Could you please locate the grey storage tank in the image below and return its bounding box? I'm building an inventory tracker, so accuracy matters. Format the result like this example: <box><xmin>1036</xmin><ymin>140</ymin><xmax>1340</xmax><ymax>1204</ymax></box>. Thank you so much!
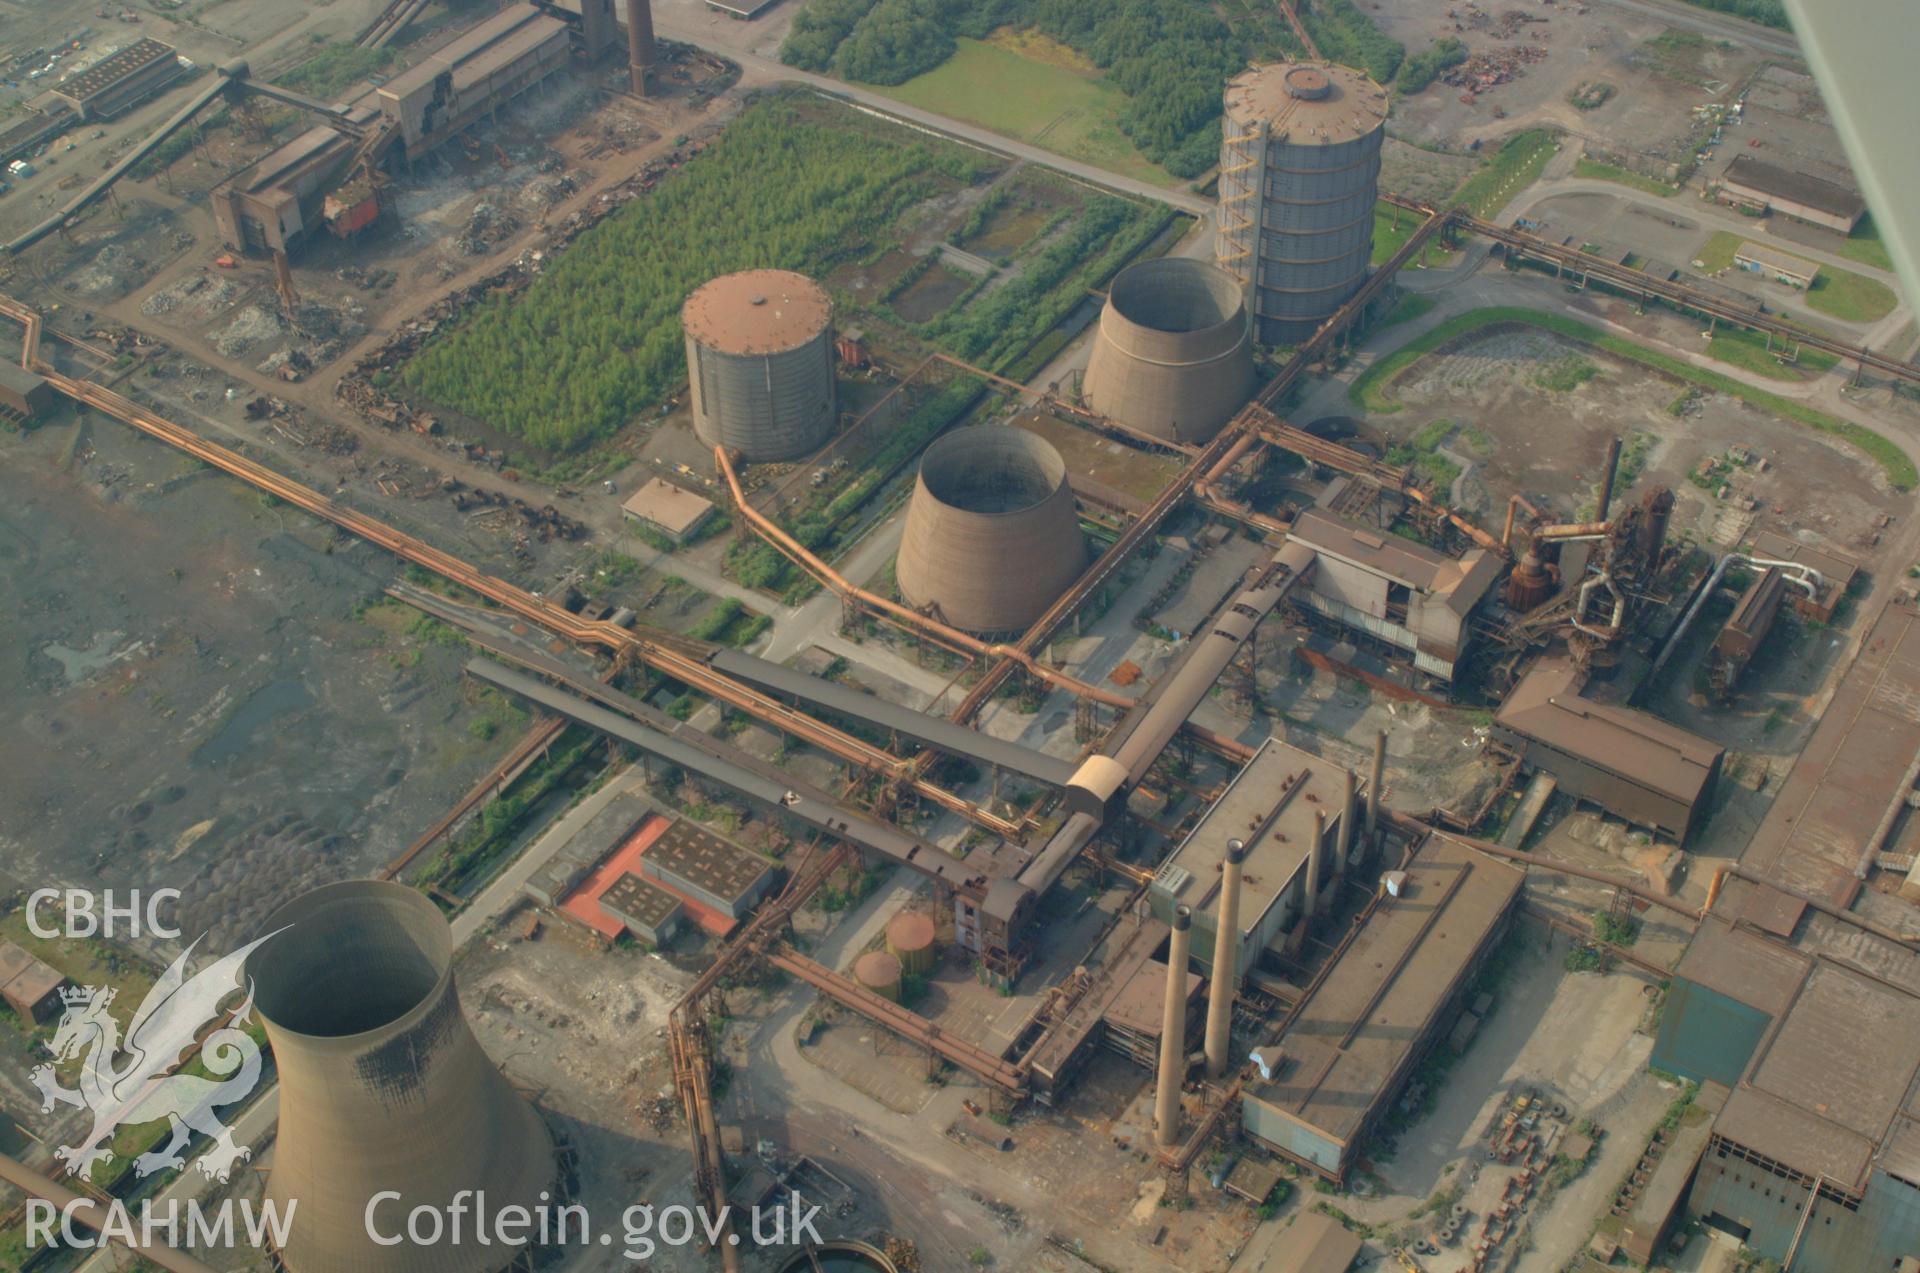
<box><xmin>684</xmin><ymin>268</ymin><xmax>836</xmax><ymax>462</ymax></box>
<box><xmin>1083</xmin><ymin>257</ymin><xmax>1255</xmax><ymax>444</ymax></box>
<box><xmin>1216</xmin><ymin>62</ymin><xmax>1389</xmax><ymax>346</ymax></box>
<box><xmin>896</xmin><ymin>425</ymin><xmax>1086</xmax><ymax>634</ymax></box>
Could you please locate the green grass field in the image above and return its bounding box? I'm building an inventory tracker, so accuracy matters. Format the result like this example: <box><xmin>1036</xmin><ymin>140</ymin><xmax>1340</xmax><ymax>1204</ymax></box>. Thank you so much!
<box><xmin>1571</xmin><ymin>157</ymin><xmax>1680</xmax><ymax>198</ymax></box>
<box><xmin>1448</xmin><ymin>131</ymin><xmax>1559</xmax><ymax>219</ymax></box>
<box><xmin>1696</xmin><ymin>232</ymin><xmax>1897</xmax><ymax>322</ymax></box>
<box><xmin>1705</xmin><ymin>325</ymin><xmax>1839</xmax><ymax>381</ymax></box>
<box><xmin>1839</xmin><ymin>215</ymin><xmax>1894</xmax><ymax>273</ymax></box>
<box><xmin>1349</xmin><ymin>306</ymin><xmax>1913</xmax><ymax>489</ymax></box>
<box><xmin>863</xmin><ymin>38</ymin><xmax>1177</xmax><ymax>188</ymax></box>
<box><xmin>1372</xmin><ymin>204</ymin><xmax>1456</xmax><ymax>268</ymax></box>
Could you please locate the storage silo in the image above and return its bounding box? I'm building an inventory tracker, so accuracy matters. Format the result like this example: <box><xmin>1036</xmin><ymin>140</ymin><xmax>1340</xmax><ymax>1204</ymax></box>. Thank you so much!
<box><xmin>1083</xmin><ymin>257</ymin><xmax>1255</xmax><ymax>444</ymax></box>
<box><xmin>885</xmin><ymin>910</ymin><xmax>938</xmax><ymax>975</ymax></box>
<box><xmin>1216</xmin><ymin>62</ymin><xmax>1390</xmax><ymax>346</ymax></box>
<box><xmin>683</xmin><ymin>269</ymin><xmax>836</xmax><ymax>462</ymax></box>
<box><xmin>854</xmin><ymin>950</ymin><xmax>903</xmax><ymax>1001</ymax></box>
<box><xmin>896</xmin><ymin>425</ymin><xmax>1087</xmax><ymax>634</ymax></box>
<box><xmin>244</xmin><ymin>881</ymin><xmax>555</xmax><ymax>1273</ymax></box>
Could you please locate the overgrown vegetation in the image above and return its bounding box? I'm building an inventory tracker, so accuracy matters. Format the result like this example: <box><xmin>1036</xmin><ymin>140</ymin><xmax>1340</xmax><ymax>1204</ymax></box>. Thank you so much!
<box><xmin>279</xmin><ymin>42</ymin><xmax>404</xmax><ymax>100</ymax></box>
<box><xmin>1385</xmin><ymin>418</ymin><xmax>1463</xmax><ymax>491</ymax></box>
<box><xmin>404</xmin><ymin>96</ymin><xmax>993</xmax><ymax>450</ymax></box>
<box><xmin>1348</xmin><ymin>307</ymin><xmax>1916</xmax><ymax>489</ymax></box>
<box><xmin>1394</xmin><ymin>36</ymin><xmax>1466</xmax><ymax>95</ymax></box>
<box><xmin>1448</xmin><ymin>130</ymin><xmax>1558</xmax><ymax>219</ymax></box>
<box><xmin>1673</xmin><ymin>0</ymin><xmax>1788</xmax><ymax>30</ymax></box>
<box><xmin>1296</xmin><ymin>0</ymin><xmax>1405</xmax><ymax>83</ymax></box>
<box><xmin>1571</xmin><ymin>156</ymin><xmax>1679</xmax><ymax>197</ymax></box>
<box><xmin>1535</xmin><ymin>355</ymin><xmax>1599</xmax><ymax>392</ymax></box>
<box><xmin>782</xmin><ymin>0</ymin><xmax>1247</xmax><ymax>178</ymax></box>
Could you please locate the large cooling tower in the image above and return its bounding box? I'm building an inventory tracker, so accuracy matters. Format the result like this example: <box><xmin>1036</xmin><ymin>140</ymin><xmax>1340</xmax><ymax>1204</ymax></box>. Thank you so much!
<box><xmin>1084</xmin><ymin>258</ymin><xmax>1255</xmax><ymax>444</ymax></box>
<box><xmin>684</xmin><ymin>269</ymin><xmax>836</xmax><ymax>462</ymax></box>
<box><xmin>1216</xmin><ymin>62</ymin><xmax>1389</xmax><ymax>346</ymax></box>
<box><xmin>896</xmin><ymin>425</ymin><xmax>1086</xmax><ymax>634</ymax></box>
<box><xmin>245</xmin><ymin>881</ymin><xmax>554</xmax><ymax>1273</ymax></box>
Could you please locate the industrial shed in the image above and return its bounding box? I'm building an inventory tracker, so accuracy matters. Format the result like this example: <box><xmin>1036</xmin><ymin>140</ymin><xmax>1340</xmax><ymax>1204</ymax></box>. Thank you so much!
<box><xmin>1265</xmin><ymin>1209</ymin><xmax>1362</xmax><ymax>1272</ymax></box>
<box><xmin>0</xmin><ymin>941</ymin><xmax>67</xmax><ymax>1023</ymax></box>
<box><xmin>1716</xmin><ymin>156</ymin><xmax>1866</xmax><ymax>233</ymax></box>
<box><xmin>1493</xmin><ymin>657</ymin><xmax>1722</xmax><ymax>842</ymax></box>
<box><xmin>1733</xmin><ymin>242</ymin><xmax>1819</xmax><ymax>289</ymax></box>
<box><xmin>51</xmin><ymin>39</ymin><xmax>184</xmax><ymax>122</ymax></box>
<box><xmin>1241</xmin><ymin>834</ymin><xmax>1523</xmax><ymax>1181</ymax></box>
<box><xmin>622</xmin><ymin>477</ymin><xmax>715</xmax><ymax>545</ymax></box>
<box><xmin>598</xmin><ymin>871</ymin><xmax>683</xmax><ymax>945</ymax></box>
<box><xmin>640</xmin><ymin>818</ymin><xmax>776</xmax><ymax>920</ymax></box>
<box><xmin>0</xmin><ymin>363</ymin><xmax>56</xmax><ymax>420</ymax></box>
<box><xmin>1287</xmin><ymin>510</ymin><xmax>1500</xmax><ymax>681</ymax></box>
<box><xmin>1652</xmin><ymin>873</ymin><xmax>1920</xmax><ymax>1270</ymax></box>
<box><xmin>375</xmin><ymin>4</ymin><xmax>570</xmax><ymax>155</ymax></box>
<box><xmin>1739</xmin><ymin>602</ymin><xmax>1920</xmax><ymax>907</ymax></box>
<box><xmin>1148</xmin><ymin>736</ymin><xmax>1359</xmax><ymax>982</ymax></box>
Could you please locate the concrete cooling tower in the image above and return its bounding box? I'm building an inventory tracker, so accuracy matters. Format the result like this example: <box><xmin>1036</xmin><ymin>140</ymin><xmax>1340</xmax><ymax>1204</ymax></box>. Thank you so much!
<box><xmin>1216</xmin><ymin>61</ymin><xmax>1389</xmax><ymax>345</ymax></box>
<box><xmin>245</xmin><ymin>880</ymin><xmax>554</xmax><ymax>1273</ymax></box>
<box><xmin>896</xmin><ymin>425</ymin><xmax>1087</xmax><ymax>634</ymax></box>
<box><xmin>1083</xmin><ymin>257</ymin><xmax>1255</xmax><ymax>444</ymax></box>
<box><xmin>683</xmin><ymin>269</ymin><xmax>836</xmax><ymax>462</ymax></box>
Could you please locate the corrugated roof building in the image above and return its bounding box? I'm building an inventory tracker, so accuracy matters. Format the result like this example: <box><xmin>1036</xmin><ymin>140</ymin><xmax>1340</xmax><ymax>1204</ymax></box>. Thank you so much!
<box><xmin>1493</xmin><ymin>656</ymin><xmax>1723</xmax><ymax>842</ymax></box>
<box><xmin>1241</xmin><ymin>833</ymin><xmax>1523</xmax><ymax>1181</ymax></box>
<box><xmin>1286</xmin><ymin>509</ymin><xmax>1500</xmax><ymax>681</ymax></box>
<box><xmin>1717</xmin><ymin>156</ymin><xmax>1866</xmax><ymax>233</ymax></box>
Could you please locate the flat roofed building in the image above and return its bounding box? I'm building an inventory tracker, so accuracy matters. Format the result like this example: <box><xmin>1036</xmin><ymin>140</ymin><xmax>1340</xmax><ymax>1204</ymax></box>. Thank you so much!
<box><xmin>1148</xmin><ymin>736</ymin><xmax>1358</xmax><ymax>981</ymax></box>
<box><xmin>525</xmin><ymin>788</ymin><xmax>653</xmax><ymax>907</ymax></box>
<box><xmin>1241</xmin><ymin>833</ymin><xmax>1523</xmax><ymax>1181</ymax></box>
<box><xmin>1493</xmin><ymin>656</ymin><xmax>1723</xmax><ymax>842</ymax></box>
<box><xmin>598</xmin><ymin>871</ymin><xmax>683</xmax><ymax>945</ymax></box>
<box><xmin>1717</xmin><ymin>156</ymin><xmax>1866</xmax><ymax>233</ymax></box>
<box><xmin>376</xmin><ymin>5</ymin><xmax>569</xmax><ymax>154</ymax></box>
<box><xmin>0</xmin><ymin>363</ymin><xmax>56</xmax><ymax>419</ymax></box>
<box><xmin>622</xmin><ymin>477</ymin><xmax>715</xmax><ymax>545</ymax></box>
<box><xmin>1653</xmin><ymin>871</ymin><xmax>1920</xmax><ymax>1268</ymax></box>
<box><xmin>51</xmin><ymin>39</ymin><xmax>184</xmax><ymax>121</ymax></box>
<box><xmin>1733</xmin><ymin>242</ymin><xmax>1820</xmax><ymax>289</ymax></box>
<box><xmin>0</xmin><ymin>941</ymin><xmax>67</xmax><ymax>1023</ymax></box>
<box><xmin>640</xmin><ymin>818</ymin><xmax>776</xmax><ymax>920</ymax></box>
<box><xmin>1265</xmin><ymin>1209</ymin><xmax>1363</xmax><ymax>1272</ymax></box>
<box><xmin>1287</xmin><ymin>509</ymin><xmax>1500</xmax><ymax>680</ymax></box>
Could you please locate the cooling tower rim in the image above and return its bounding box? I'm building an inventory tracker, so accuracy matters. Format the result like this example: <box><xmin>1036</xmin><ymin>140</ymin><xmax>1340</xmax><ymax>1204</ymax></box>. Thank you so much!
<box><xmin>915</xmin><ymin>425</ymin><xmax>1070</xmax><ymax>521</ymax></box>
<box><xmin>1100</xmin><ymin>258</ymin><xmax>1249</xmax><ymax>366</ymax></box>
<box><xmin>244</xmin><ymin>879</ymin><xmax>453</xmax><ymax>1046</ymax></box>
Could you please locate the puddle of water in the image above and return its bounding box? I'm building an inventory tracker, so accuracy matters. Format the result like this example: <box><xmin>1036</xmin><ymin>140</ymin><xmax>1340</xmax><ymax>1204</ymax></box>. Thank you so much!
<box><xmin>42</xmin><ymin>631</ymin><xmax>130</xmax><ymax>684</ymax></box>
<box><xmin>194</xmin><ymin>676</ymin><xmax>315</xmax><ymax>766</ymax></box>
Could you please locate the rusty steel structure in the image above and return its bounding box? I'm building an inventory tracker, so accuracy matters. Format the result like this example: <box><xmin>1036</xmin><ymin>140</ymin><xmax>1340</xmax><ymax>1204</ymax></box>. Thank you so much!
<box><xmin>1083</xmin><ymin>258</ymin><xmax>1255</xmax><ymax>445</ymax></box>
<box><xmin>245</xmin><ymin>881</ymin><xmax>555</xmax><ymax>1273</ymax></box>
<box><xmin>1217</xmin><ymin>62</ymin><xmax>1390</xmax><ymax>345</ymax></box>
<box><xmin>950</xmin><ymin>206</ymin><xmax>1447</xmax><ymax>726</ymax></box>
<box><xmin>0</xmin><ymin>296</ymin><xmax>1025</xmax><ymax>849</ymax></box>
<box><xmin>896</xmin><ymin>425</ymin><xmax>1087</xmax><ymax>634</ymax></box>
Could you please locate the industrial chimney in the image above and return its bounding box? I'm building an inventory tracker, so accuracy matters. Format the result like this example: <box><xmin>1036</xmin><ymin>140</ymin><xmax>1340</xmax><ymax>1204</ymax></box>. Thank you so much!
<box><xmin>1203</xmin><ymin>839</ymin><xmax>1246</xmax><ymax>1079</ymax></box>
<box><xmin>244</xmin><ymin>881</ymin><xmax>555</xmax><ymax>1273</ymax></box>
<box><xmin>1154</xmin><ymin>906</ymin><xmax>1194</xmax><ymax>1149</ymax></box>
<box><xmin>626</xmin><ymin>0</ymin><xmax>656</xmax><ymax>95</ymax></box>
<box><xmin>1366</xmin><ymin>730</ymin><xmax>1386</xmax><ymax>848</ymax></box>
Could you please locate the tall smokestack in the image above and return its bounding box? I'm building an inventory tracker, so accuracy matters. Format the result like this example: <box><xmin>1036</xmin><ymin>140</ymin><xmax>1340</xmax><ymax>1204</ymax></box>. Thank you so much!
<box><xmin>1307</xmin><ymin>808</ymin><xmax>1326</xmax><ymax>917</ymax></box>
<box><xmin>1335</xmin><ymin>768</ymin><xmax>1356</xmax><ymax>883</ymax></box>
<box><xmin>245</xmin><ymin>881</ymin><xmax>554</xmax><ymax>1273</ymax></box>
<box><xmin>626</xmin><ymin>0</ymin><xmax>655</xmax><ymax>95</ymax></box>
<box><xmin>1203</xmin><ymin>838</ymin><xmax>1246</xmax><ymax>1079</ymax></box>
<box><xmin>1154</xmin><ymin>905</ymin><xmax>1194</xmax><ymax>1149</ymax></box>
<box><xmin>1596</xmin><ymin>435</ymin><xmax>1622</xmax><ymax>522</ymax></box>
<box><xmin>1366</xmin><ymin>730</ymin><xmax>1386</xmax><ymax>847</ymax></box>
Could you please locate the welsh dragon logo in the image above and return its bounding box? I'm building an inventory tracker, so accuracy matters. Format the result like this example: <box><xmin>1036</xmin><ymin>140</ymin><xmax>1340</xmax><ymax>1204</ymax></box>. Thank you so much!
<box><xmin>30</xmin><ymin>930</ymin><xmax>281</xmax><ymax>1184</ymax></box>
